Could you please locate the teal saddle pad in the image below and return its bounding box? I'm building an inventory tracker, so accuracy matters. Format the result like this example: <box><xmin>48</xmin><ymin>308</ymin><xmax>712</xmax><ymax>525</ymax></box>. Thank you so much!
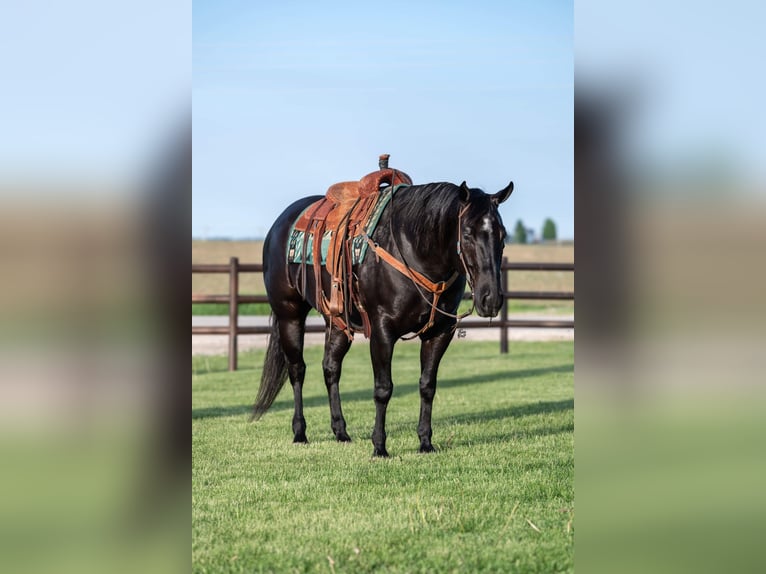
<box><xmin>286</xmin><ymin>184</ymin><xmax>407</xmax><ymax>266</ymax></box>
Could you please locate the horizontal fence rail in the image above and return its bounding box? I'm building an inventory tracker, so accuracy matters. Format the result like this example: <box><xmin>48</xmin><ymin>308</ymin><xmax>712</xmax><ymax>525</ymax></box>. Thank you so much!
<box><xmin>193</xmin><ymin>257</ymin><xmax>574</xmax><ymax>371</ymax></box>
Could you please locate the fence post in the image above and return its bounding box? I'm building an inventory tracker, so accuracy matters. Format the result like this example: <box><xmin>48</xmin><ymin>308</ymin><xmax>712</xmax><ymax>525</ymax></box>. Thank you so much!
<box><xmin>500</xmin><ymin>257</ymin><xmax>509</xmax><ymax>354</ymax></box>
<box><xmin>228</xmin><ymin>256</ymin><xmax>239</xmax><ymax>371</ymax></box>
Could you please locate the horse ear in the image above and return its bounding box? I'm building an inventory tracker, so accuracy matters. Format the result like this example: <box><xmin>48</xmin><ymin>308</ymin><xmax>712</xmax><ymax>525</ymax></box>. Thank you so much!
<box><xmin>459</xmin><ymin>181</ymin><xmax>471</xmax><ymax>203</ymax></box>
<box><xmin>491</xmin><ymin>181</ymin><xmax>514</xmax><ymax>205</ymax></box>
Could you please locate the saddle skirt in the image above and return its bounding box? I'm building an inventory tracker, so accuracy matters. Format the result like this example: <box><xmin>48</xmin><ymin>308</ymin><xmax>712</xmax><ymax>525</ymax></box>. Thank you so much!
<box><xmin>286</xmin><ymin>162</ymin><xmax>412</xmax><ymax>338</ymax></box>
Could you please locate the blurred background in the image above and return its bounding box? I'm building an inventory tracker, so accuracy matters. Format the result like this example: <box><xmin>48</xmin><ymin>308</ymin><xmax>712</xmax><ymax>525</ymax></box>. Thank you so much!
<box><xmin>576</xmin><ymin>1</ymin><xmax>766</xmax><ymax>572</ymax></box>
<box><xmin>0</xmin><ymin>1</ymin><xmax>188</xmax><ymax>573</ymax></box>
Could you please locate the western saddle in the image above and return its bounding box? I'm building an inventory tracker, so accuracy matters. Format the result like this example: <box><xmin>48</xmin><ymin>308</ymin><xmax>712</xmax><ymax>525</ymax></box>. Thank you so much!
<box><xmin>292</xmin><ymin>154</ymin><xmax>413</xmax><ymax>338</ymax></box>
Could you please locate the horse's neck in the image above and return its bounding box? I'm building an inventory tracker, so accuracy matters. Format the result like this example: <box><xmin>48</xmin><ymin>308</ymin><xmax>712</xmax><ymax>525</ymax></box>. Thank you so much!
<box><xmin>391</xmin><ymin>202</ymin><xmax>459</xmax><ymax>280</ymax></box>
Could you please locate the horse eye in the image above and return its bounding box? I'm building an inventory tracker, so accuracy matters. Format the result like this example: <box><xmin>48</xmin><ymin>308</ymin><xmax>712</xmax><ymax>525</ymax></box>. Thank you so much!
<box><xmin>462</xmin><ymin>227</ymin><xmax>472</xmax><ymax>238</ymax></box>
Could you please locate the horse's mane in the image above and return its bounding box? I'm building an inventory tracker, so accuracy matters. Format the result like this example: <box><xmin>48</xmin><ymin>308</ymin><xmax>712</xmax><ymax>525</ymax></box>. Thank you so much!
<box><xmin>389</xmin><ymin>182</ymin><xmax>460</xmax><ymax>247</ymax></box>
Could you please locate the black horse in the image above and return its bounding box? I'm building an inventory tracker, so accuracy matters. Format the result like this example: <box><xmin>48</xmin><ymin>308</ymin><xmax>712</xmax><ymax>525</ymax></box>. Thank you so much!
<box><xmin>252</xmin><ymin>180</ymin><xmax>513</xmax><ymax>456</ymax></box>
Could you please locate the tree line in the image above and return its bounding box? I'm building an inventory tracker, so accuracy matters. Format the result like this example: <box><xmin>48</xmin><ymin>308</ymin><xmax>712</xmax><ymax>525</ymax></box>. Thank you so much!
<box><xmin>511</xmin><ymin>218</ymin><xmax>557</xmax><ymax>244</ymax></box>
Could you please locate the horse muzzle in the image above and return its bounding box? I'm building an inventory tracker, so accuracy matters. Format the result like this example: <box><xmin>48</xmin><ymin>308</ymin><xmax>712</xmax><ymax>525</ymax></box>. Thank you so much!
<box><xmin>475</xmin><ymin>286</ymin><xmax>503</xmax><ymax>318</ymax></box>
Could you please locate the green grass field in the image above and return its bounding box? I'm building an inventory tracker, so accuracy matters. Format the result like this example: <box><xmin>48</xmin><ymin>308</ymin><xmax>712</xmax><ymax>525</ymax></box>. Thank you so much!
<box><xmin>192</xmin><ymin>341</ymin><xmax>574</xmax><ymax>573</ymax></box>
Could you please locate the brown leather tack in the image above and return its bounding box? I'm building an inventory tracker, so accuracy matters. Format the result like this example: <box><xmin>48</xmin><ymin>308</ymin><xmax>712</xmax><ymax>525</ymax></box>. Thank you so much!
<box><xmin>293</xmin><ymin>166</ymin><xmax>412</xmax><ymax>339</ymax></box>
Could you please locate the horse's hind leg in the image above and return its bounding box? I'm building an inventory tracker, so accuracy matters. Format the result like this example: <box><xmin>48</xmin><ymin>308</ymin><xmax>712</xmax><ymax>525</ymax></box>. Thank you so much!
<box><xmin>322</xmin><ymin>328</ymin><xmax>353</xmax><ymax>442</ymax></box>
<box><xmin>277</xmin><ymin>305</ymin><xmax>311</xmax><ymax>443</ymax></box>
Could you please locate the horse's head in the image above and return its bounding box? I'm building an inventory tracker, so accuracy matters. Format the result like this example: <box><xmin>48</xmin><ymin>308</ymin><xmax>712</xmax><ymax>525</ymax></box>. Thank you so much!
<box><xmin>457</xmin><ymin>180</ymin><xmax>514</xmax><ymax>317</ymax></box>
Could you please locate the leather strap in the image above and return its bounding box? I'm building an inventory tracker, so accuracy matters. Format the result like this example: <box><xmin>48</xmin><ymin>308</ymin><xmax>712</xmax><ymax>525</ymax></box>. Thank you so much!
<box><xmin>364</xmin><ymin>235</ymin><xmax>460</xmax><ymax>337</ymax></box>
<box><xmin>365</xmin><ymin>236</ymin><xmax>458</xmax><ymax>294</ymax></box>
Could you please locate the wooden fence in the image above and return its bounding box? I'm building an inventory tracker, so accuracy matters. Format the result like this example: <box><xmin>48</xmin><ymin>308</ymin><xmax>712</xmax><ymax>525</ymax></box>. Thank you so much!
<box><xmin>193</xmin><ymin>257</ymin><xmax>574</xmax><ymax>371</ymax></box>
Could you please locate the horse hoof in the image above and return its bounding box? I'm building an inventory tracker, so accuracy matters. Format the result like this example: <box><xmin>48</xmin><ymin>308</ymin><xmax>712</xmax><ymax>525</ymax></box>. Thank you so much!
<box><xmin>293</xmin><ymin>433</ymin><xmax>308</xmax><ymax>444</ymax></box>
<box><xmin>419</xmin><ymin>444</ymin><xmax>436</xmax><ymax>453</ymax></box>
<box><xmin>372</xmin><ymin>447</ymin><xmax>389</xmax><ymax>458</ymax></box>
<box><xmin>336</xmin><ymin>432</ymin><xmax>352</xmax><ymax>442</ymax></box>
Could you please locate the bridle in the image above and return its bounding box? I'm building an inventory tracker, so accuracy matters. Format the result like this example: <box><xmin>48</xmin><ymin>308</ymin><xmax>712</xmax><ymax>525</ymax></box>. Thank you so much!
<box><xmin>456</xmin><ymin>202</ymin><xmax>476</xmax><ymax>294</ymax></box>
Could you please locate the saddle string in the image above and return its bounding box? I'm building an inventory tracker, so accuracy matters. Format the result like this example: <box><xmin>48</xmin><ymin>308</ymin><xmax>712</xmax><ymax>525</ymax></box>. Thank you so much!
<box><xmin>298</xmin><ymin>199</ymin><xmax>325</xmax><ymax>297</ymax></box>
<box><xmin>337</xmin><ymin>197</ymin><xmax>360</xmax><ymax>334</ymax></box>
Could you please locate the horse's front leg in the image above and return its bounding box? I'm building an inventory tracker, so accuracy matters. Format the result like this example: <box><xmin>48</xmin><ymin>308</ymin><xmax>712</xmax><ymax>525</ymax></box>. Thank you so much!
<box><xmin>418</xmin><ymin>328</ymin><xmax>455</xmax><ymax>453</ymax></box>
<box><xmin>369</xmin><ymin>328</ymin><xmax>396</xmax><ymax>457</ymax></box>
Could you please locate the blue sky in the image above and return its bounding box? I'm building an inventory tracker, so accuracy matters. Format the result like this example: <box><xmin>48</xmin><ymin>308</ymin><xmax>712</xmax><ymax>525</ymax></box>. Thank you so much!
<box><xmin>193</xmin><ymin>1</ymin><xmax>573</xmax><ymax>239</ymax></box>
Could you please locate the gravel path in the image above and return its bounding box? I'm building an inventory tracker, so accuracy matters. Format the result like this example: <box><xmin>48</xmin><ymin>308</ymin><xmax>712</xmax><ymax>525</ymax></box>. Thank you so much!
<box><xmin>192</xmin><ymin>314</ymin><xmax>573</xmax><ymax>356</ymax></box>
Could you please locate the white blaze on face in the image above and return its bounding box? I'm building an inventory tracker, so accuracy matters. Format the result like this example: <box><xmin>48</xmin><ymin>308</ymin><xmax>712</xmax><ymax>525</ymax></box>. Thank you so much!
<box><xmin>481</xmin><ymin>216</ymin><xmax>493</xmax><ymax>234</ymax></box>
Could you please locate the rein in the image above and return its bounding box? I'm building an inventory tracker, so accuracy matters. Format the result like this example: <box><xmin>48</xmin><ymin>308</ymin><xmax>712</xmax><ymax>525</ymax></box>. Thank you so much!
<box><xmin>364</xmin><ymin>194</ymin><xmax>476</xmax><ymax>339</ymax></box>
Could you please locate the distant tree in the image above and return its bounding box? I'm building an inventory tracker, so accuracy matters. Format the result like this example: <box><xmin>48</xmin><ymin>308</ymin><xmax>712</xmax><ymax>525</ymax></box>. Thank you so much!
<box><xmin>513</xmin><ymin>219</ymin><xmax>528</xmax><ymax>244</ymax></box>
<box><xmin>542</xmin><ymin>218</ymin><xmax>557</xmax><ymax>241</ymax></box>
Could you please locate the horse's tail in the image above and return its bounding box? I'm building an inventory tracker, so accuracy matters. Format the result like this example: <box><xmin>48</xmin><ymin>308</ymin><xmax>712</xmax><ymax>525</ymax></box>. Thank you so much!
<box><xmin>251</xmin><ymin>315</ymin><xmax>288</xmax><ymax>421</ymax></box>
